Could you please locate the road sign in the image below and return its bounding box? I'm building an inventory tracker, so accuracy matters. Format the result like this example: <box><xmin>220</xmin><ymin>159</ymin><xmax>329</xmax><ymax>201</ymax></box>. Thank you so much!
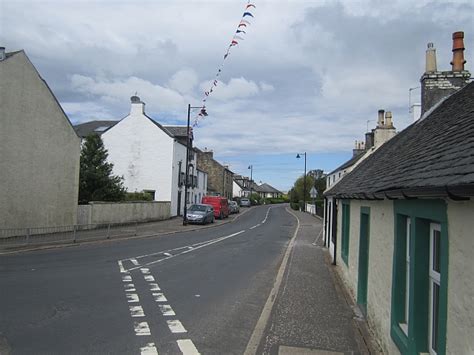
<box><xmin>309</xmin><ymin>187</ymin><xmax>318</xmax><ymax>198</ymax></box>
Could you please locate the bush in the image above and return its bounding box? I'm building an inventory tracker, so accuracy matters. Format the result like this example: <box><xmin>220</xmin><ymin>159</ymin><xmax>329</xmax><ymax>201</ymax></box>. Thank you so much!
<box><xmin>125</xmin><ymin>192</ymin><xmax>153</xmax><ymax>201</ymax></box>
<box><xmin>290</xmin><ymin>202</ymin><xmax>300</xmax><ymax>210</ymax></box>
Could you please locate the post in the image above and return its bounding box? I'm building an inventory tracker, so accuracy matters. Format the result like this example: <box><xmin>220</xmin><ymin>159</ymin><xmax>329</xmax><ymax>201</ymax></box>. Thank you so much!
<box><xmin>183</xmin><ymin>104</ymin><xmax>191</xmax><ymax>225</ymax></box>
<box><xmin>303</xmin><ymin>152</ymin><xmax>307</xmax><ymax>212</ymax></box>
<box><xmin>107</xmin><ymin>223</ymin><xmax>111</xmax><ymax>239</ymax></box>
<box><xmin>248</xmin><ymin>165</ymin><xmax>253</xmax><ymax>202</ymax></box>
<box><xmin>73</xmin><ymin>225</ymin><xmax>77</xmax><ymax>243</ymax></box>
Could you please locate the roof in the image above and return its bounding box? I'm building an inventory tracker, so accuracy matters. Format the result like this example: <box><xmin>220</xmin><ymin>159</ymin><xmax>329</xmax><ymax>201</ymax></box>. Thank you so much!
<box><xmin>163</xmin><ymin>126</ymin><xmax>189</xmax><ymax>138</ymax></box>
<box><xmin>74</xmin><ymin>120</ymin><xmax>119</xmax><ymax>137</ymax></box>
<box><xmin>328</xmin><ymin>151</ymin><xmax>366</xmax><ymax>175</ymax></box>
<box><xmin>325</xmin><ymin>82</ymin><xmax>474</xmax><ymax>199</ymax></box>
<box><xmin>256</xmin><ymin>183</ymin><xmax>282</xmax><ymax>194</ymax></box>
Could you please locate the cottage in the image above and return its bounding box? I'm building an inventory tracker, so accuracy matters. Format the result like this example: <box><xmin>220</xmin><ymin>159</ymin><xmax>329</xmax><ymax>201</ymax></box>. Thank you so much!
<box><xmin>323</xmin><ymin>32</ymin><xmax>472</xmax><ymax>354</ymax></box>
<box><xmin>196</xmin><ymin>148</ymin><xmax>234</xmax><ymax>199</ymax></box>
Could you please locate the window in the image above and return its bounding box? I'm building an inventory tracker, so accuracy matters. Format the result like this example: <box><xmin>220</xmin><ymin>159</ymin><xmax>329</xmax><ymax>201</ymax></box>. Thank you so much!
<box><xmin>341</xmin><ymin>201</ymin><xmax>350</xmax><ymax>265</ymax></box>
<box><xmin>391</xmin><ymin>200</ymin><xmax>448</xmax><ymax>355</ymax></box>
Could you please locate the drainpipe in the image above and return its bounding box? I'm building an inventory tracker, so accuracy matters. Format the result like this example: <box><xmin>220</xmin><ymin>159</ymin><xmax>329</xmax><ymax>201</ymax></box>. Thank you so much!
<box><xmin>332</xmin><ymin>199</ymin><xmax>338</xmax><ymax>265</ymax></box>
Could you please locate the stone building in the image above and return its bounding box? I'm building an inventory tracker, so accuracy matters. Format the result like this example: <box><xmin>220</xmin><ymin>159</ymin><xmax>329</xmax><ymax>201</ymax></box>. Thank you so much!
<box><xmin>196</xmin><ymin>148</ymin><xmax>234</xmax><ymax>199</ymax></box>
<box><xmin>0</xmin><ymin>47</ymin><xmax>81</xmax><ymax>228</ymax></box>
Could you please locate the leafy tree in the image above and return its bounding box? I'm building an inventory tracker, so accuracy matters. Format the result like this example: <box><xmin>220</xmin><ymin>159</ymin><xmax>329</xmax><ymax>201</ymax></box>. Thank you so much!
<box><xmin>292</xmin><ymin>174</ymin><xmax>315</xmax><ymax>203</ymax></box>
<box><xmin>79</xmin><ymin>134</ymin><xmax>126</xmax><ymax>203</ymax></box>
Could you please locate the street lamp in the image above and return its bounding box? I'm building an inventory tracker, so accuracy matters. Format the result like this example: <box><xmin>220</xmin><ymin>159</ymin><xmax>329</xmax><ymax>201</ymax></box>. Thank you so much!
<box><xmin>183</xmin><ymin>104</ymin><xmax>207</xmax><ymax>225</ymax></box>
<box><xmin>296</xmin><ymin>152</ymin><xmax>307</xmax><ymax>212</ymax></box>
<box><xmin>248</xmin><ymin>165</ymin><xmax>253</xmax><ymax>200</ymax></box>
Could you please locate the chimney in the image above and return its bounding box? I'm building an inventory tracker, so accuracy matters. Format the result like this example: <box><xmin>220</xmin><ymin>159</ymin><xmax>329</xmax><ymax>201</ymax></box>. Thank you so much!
<box><xmin>385</xmin><ymin>111</ymin><xmax>393</xmax><ymax>128</ymax></box>
<box><xmin>425</xmin><ymin>42</ymin><xmax>437</xmax><ymax>72</ymax></box>
<box><xmin>451</xmin><ymin>31</ymin><xmax>466</xmax><ymax>71</ymax></box>
<box><xmin>352</xmin><ymin>140</ymin><xmax>365</xmax><ymax>157</ymax></box>
<box><xmin>0</xmin><ymin>47</ymin><xmax>5</xmax><ymax>61</ymax></box>
<box><xmin>377</xmin><ymin>109</ymin><xmax>385</xmax><ymax>127</ymax></box>
<box><xmin>130</xmin><ymin>95</ymin><xmax>145</xmax><ymax>115</ymax></box>
<box><xmin>420</xmin><ymin>32</ymin><xmax>471</xmax><ymax>115</ymax></box>
<box><xmin>365</xmin><ymin>131</ymin><xmax>374</xmax><ymax>150</ymax></box>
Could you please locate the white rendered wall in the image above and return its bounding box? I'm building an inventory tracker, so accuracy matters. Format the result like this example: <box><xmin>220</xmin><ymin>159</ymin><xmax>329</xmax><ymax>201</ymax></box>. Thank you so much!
<box><xmin>233</xmin><ymin>181</ymin><xmax>243</xmax><ymax>197</ymax></box>
<box><xmin>102</xmin><ymin>106</ymin><xmax>174</xmax><ymax>212</ymax></box>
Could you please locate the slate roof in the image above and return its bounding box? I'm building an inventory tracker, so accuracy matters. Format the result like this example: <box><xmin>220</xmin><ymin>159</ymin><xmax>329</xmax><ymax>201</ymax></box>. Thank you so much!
<box><xmin>325</xmin><ymin>82</ymin><xmax>474</xmax><ymax>199</ymax></box>
<box><xmin>328</xmin><ymin>152</ymin><xmax>366</xmax><ymax>175</ymax></box>
<box><xmin>74</xmin><ymin>120</ymin><xmax>119</xmax><ymax>137</ymax></box>
<box><xmin>164</xmin><ymin>126</ymin><xmax>189</xmax><ymax>138</ymax></box>
<box><xmin>256</xmin><ymin>183</ymin><xmax>283</xmax><ymax>194</ymax></box>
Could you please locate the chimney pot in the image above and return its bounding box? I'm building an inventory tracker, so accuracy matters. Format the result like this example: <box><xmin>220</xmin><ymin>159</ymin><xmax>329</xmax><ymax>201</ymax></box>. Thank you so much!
<box><xmin>425</xmin><ymin>42</ymin><xmax>437</xmax><ymax>72</ymax></box>
<box><xmin>385</xmin><ymin>111</ymin><xmax>393</xmax><ymax>127</ymax></box>
<box><xmin>377</xmin><ymin>109</ymin><xmax>385</xmax><ymax>126</ymax></box>
<box><xmin>0</xmin><ymin>47</ymin><xmax>5</xmax><ymax>61</ymax></box>
<box><xmin>451</xmin><ymin>31</ymin><xmax>466</xmax><ymax>71</ymax></box>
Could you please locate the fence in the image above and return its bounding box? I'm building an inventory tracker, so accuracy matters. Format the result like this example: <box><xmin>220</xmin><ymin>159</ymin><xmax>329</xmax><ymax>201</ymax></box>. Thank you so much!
<box><xmin>0</xmin><ymin>221</ymin><xmax>157</xmax><ymax>250</ymax></box>
<box><xmin>306</xmin><ymin>203</ymin><xmax>323</xmax><ymax>217</ymax></box>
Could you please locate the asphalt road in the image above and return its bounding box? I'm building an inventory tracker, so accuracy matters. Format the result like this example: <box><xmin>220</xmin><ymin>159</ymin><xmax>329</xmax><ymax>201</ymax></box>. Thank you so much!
<box><xmin>0</xmin><ymin>205</ymin><xmax>296</xmax><ymax>355</ymax></box>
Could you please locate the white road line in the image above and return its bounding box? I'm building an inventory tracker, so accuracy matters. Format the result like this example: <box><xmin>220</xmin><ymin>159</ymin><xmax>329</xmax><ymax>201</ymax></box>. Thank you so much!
<box><xmin>249</xmin><ymin>225</ymin><xmax>257</xmax><ymax>230</ymax></box>
<box><xmin>124</xmin><ymin>230</ymin><xmax>246</xmax><ymax>271</ymax></box>
<box><xmin>126</xmin><ymin>293</ymin><xmax>140</xmax><ymax>303</ymax></box>
<box><xmin>149</xmin><ymin>283</ymin><xmax>161</xmax><ymax>291</ymax></box>
<box><xmin>152</xmin><ymin>293</ymin><xmax>168</xmax><ymax>302</ymax></box>
<box><xmin>163</xmin><ymin>252</ymin><xmax>172</xmax><ymax>257</ymax></box>
<box><xmin>118</xmin><ymin>260</ymin><xmax>127</xmax><ymax>273</ymax></box>
<box><xmin>177</xmin><ymin>339</ymin><xmax>200</xmax><ymax>354</ymax></box>
<box><xmin>130</xmin><ymin>258</ymin><xmax>140</xmax><ymax>266</ymax></box>
<box><xmin>261</xmin><ymin>207</ymin><xmax>272</xmax><ymax>224</ymax></box>
<box><xmin>244</xmin><ymin>207</ymin><xmax>300</xmax><ymax>355</ymax></box>
<box><xmin>140</xmin><ymin>343</ymin><xmax>158</xmax><ymax>355</ymax></box>
<box><xmin>166</xmin><ymin>319</ymin><xmax>187</xmax><ymax>333</ymax></box>
<box><xmin>134</xmin><ymin>321</ymin><xmax>151</xmax><ymax>336</ymax></box>
<box><xmin>122</xmin><ymin>275</ymin><xmax>132</xmax><ymax>282</ymax></box>
<box><xmin>144</xmin><ymin>275</ymin><xmax>155</xmax><ymax>282</ymax></box>
<box><xmin>124</xmin><ymin>284</ymin><xmax>136</xmax><ymax>292</ymax></box>
<box><xmin>158</xmin><ymin>304</ymin><xmax>176</xmax><ymax>316</ymax></box>
<box><xmin>140</xmin><ymin>268</ymin><xmax>150</xmax><ymax>274</ymax></box>
<box><xmin>129</xmin><ymin>305</ymin><xmax>145</xmax><ymax>317</ymax></box>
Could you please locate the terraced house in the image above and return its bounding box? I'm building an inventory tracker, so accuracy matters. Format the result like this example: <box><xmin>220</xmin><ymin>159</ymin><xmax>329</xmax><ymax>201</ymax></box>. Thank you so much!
<box><xmin>324</xmin><ymin>32</ymin><xmax>472</xmax><ymax>354</ymax></box>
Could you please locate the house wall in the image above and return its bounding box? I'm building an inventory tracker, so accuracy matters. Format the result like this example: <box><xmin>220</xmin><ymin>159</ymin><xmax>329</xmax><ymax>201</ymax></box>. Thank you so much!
<box><xmin>170</xmin><ymin>141</ymin><xmax>187</xmax><ymax>216</ymax></box>
<box><xmin>336</xmin><ymin>199</ymin><xmax>398</xmax><ymax>354</ymax></box>
<box><xmin>196</xmin><ymin>151</ymin><xmax>233</xmax><ymax>199</ymax></box>
<box><xmin>445</xmin><ymin>199</ymin><xmax>474</xmax><ymax>355</ymax></box>
<box><xmin>101</xmin><ymin>112</ymin><xmax>176</xmax><ymax>213</ymax></box>
<box><xmin>77</xmin><ymin>201</ymin><xmax>170</xmax><ymax>225</ymax></box>
<box><xmin>0</xmin><ymin>51</ymin><xmax>80</xmax><ymax>229</ymax></box>
<box><xmin>193</xmin><ymin>170</ymin><xmax>208</xmax><ymax>204</ymax></box>
<box><xmin>233</xmin><ymin>181</ymin><xmax>243</xmax><ymax>198</ymax></box>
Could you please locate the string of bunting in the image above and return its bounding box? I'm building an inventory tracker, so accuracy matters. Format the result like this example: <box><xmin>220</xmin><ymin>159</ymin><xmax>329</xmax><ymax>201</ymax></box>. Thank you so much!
<box><xmin>193</xmin><ymin>1</ymin><xmax>256</xmax><ymax>126</ymax></box>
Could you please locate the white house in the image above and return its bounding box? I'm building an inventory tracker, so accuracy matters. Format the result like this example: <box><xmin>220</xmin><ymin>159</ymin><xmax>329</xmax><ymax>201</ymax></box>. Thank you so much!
<box><xmin>101</xmin><ymin>96</ymin><xmax>204</xmax><ymax>217</ymax></box>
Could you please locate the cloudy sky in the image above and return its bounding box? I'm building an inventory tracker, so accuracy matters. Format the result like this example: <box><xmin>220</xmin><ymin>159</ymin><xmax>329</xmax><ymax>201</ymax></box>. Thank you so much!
<box><xmin>2</xmin><ymin>0</ymin><xmax>473</xmax><ymax>191</ymax></box>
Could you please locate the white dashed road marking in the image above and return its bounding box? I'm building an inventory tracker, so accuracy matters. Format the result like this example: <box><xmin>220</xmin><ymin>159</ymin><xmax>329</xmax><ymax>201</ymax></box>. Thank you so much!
<box><xmin>167</xmin><ymin>319</ymin><xmax>187</xmax><ymax>333</ymax></box>
<box><xmin>122</xmin><ymin>275</ymin><xmax>132</xmax><ymax>282</ymax></box>
<box><xmin>129</xmin><ymin>305</ymin><xmax>145</xmax><ymax>317</ymax></box>
<box><xmin>131</xmin><ymin>258</ymin><xmax>140</xmax><ymax>266</ymax></box>
<box><xmin>134</xmin><ymin>321</ymin><xmax>151</xmax><ymax>336</ymax></box>
<box><xmin>158</xmin><ymin>304</ymin><xmax>176</xmax><ymax>316</ymax></box>
<box><xmin>152</xmin><ymin>293</ymin><xmax>167</xmax><ymax>302</ymax></box>
<box><xmin>140</xmin><ymin>268</ymin><xmax>150</xmax><ymax>274</ymax></box>
<box><xmin>144</xmin><ymin>275</ymin><xmax>155</xmax><ymax>282</ymax></box>
<box><xmin>124</xmin><ymin>283</ymin><xmax>136</xmax><ymax>292</ymax></box>
<box><xmin>140</xmin><ymin>343</ymin><xmax>159</xmax><ymax>355</ymax></box>
<box><xmin>126</xmin><ymin>293</ymin><xmax>140</xmax><ymax>303</ymax></box>
<box><xmin>149</xmin><ymin>283</ymin><xmax>161</xmax><ymax>291</ymax></box>
<box><xmin>177</xmin><ymin>339</ymin><xmax>201</xmax><ymax>355</ymax></box>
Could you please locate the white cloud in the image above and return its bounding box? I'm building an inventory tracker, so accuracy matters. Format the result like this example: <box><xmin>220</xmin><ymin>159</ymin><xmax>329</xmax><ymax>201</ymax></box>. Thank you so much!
<box><xmin>201</xmin><ymin>77</ymin><xmax>260</xmax><ymax>101</ymax></box>
<box><xmin>168</xmin><ymin>68</ymin><xmax>198</xmax><ymax>94</ymax></box>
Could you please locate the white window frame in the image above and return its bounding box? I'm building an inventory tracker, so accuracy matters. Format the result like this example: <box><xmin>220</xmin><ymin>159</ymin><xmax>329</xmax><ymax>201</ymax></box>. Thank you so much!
<box><xmin>399</xmin><ymin>217</ymin><xmax>411</xmax><ymax>335</ymax></box>
<box><xmin>429</xmin><ymin>223</ymin><xmax>441</xmax><ymax>355</ymax></box>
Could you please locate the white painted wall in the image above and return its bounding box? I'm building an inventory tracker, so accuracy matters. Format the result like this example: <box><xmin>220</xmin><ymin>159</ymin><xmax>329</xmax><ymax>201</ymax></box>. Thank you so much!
<box><xmin>194</xmin><ymin>170</ymin><xmax>208</xmax><ymax>204</ymax></box>
<box><xmin>446</xmin><ymin>199</ymin><xmax>474</xmax><ymax>355</ymax></box>
<box><xmin>233</xmin><ymin>181</ymin><xmax>243</xmax><ymax>198</ymax></box>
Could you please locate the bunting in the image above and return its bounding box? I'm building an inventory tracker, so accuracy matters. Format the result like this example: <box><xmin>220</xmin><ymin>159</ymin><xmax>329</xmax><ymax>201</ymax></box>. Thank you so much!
<box><xmin>192</xmin><ymin>1</ymin><xmax>256</xmax><ymax>126</ymax></box>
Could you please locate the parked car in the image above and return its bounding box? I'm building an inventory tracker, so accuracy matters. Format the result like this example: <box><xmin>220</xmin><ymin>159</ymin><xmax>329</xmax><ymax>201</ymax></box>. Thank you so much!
<box><xmin>229</xmin><ymin>201</ymin><xmax>240</xmax><ymax>214</ymax></box>
<box><xmin>240</xmin><ymin>198</ymin><xmax>251</xmax><ymax>207</ymax></box>
<box><xmin>186</xmin><ymin>204</ymin><xmax>214</xmax><ymax>224</ymax></box>
<box><xmin>201</xmin><ymin>196</ymin><xmax>230</xmax><ymax>219</ymax></box>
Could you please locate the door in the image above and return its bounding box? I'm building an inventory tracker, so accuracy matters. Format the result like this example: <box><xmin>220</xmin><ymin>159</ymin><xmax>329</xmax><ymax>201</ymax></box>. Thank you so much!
<box><xmin>357</xmin><ymin>207</ymin><xmax>370</xmax><ymax>316</ymax></box>
<box><xmin>177</xmin><ymin>191</ymin><xmax>182</xmax><ymax>216</ymax></box>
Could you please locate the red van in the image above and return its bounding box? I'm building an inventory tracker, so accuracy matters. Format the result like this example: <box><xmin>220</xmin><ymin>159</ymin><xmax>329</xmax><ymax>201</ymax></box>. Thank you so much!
<box><xmin>201</xmin><ymin>196</ymin><xmax>230</xmax><ymax>219</ymax></box>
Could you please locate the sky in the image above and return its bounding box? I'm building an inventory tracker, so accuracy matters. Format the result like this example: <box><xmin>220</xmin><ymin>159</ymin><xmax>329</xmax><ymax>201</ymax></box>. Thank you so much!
<box><xmin>1</xmin><ymin>0</ymin><xmax>473</xmax><ymax>191</ymax></box>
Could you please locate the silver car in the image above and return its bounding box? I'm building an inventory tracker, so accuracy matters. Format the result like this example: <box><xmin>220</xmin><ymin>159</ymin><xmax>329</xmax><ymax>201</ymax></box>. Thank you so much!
<box><xmin>229</xmin><ymin>201</ymin><xmax>240</xmax><ymax>213</ymax></box>
<box><xmin>186</xmin><ymin>204</ymin><xmax>214</xmax><ymax>224</ymax></box>
<box><xmin>240</xmin><ymin>198</ymin><xmax>251</xmax><ymax>207</ymax></box>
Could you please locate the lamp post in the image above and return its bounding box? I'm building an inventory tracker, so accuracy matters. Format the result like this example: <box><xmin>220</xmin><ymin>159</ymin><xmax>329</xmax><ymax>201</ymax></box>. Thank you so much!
<box><xmin>248</xmin><ymin>165</ymin><xmax>253</xmax><ymax>201</ymax></box>
<box><xmin>296</xmin><ymin>152</ymin><xmax>307</xmax><ymax>212</ymax></box>
<box><xmin>183</xmin><ymin>104</ymin><xmax>207</xmax><ymax>225</ymax></box>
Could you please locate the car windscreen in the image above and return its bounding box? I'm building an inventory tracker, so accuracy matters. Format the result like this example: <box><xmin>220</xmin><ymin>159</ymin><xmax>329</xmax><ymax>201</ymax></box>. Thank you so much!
<box><xmin>188</xmin><ymin>205</ymin><xmax>207</xmax><ymax>212</ymax></box>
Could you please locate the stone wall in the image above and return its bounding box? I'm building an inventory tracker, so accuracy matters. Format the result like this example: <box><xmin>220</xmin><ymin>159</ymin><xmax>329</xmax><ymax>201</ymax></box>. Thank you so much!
<box><xmin>196</xmin><ymin>150</ymin><xmax>233</xmax><ymax>199</ymax></box>
<box><xmin>77</xmin><ymin>201</ymin><xmax>170</xmax><ymax>225</ymax></box>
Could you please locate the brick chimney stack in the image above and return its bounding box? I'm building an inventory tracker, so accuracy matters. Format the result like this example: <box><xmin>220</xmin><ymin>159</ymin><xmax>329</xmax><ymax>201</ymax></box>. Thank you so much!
<box><xmin>420</xmin><ymin>32</ymin><xmax>470</xmax><ymax>115</ymax></box>
<box><xmin>451</xmin><ymin>31</ymin><xmax>466</xmax><ymax>71</ymax></box>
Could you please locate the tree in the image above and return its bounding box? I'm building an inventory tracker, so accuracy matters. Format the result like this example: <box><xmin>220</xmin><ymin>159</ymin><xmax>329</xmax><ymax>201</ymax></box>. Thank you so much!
<box><xmin>79</xmin><ymin>134</ymin><xmax>126</xmax><ymax>203</ymax></box>
<box><xmin>292</xmin><ymin>174</ymin><xmax>315</xmax><ymax>203</ymax></box>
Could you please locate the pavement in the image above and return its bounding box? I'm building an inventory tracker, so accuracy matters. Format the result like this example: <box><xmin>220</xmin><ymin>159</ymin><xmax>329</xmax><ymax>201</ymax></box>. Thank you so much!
<box><xmin>255</xmin><ymin>210</ymin><xmax>374</xmax><ymax>355</ymax></box>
